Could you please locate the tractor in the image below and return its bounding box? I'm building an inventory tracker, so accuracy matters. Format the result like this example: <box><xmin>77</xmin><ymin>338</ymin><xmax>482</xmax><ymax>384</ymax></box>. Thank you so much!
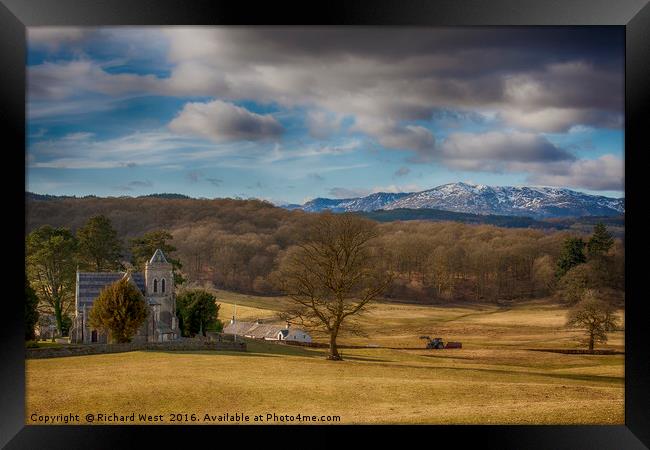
<box><xmin>420</xmin><ymin>336</ymin><xmax>445</xmax><ymax>349</ymax></box>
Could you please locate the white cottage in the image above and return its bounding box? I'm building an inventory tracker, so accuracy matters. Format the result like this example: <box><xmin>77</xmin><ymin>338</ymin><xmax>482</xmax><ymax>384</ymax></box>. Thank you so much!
<box><xmin>223</xmin><ymin>320</ymin><xmax>312</xmax><ymax>343</ymax></box>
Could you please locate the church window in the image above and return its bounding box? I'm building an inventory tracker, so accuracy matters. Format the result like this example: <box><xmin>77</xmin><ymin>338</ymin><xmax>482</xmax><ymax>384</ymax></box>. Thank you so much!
<box><xmin>162</xmin><ymin>278</ymin><xmax>166</xmax><ymax>293</ymax></box>
<box><xmin>153</xmin><ymin>278</ymin><xmax>158</xmax><ymax>293</ymax></box>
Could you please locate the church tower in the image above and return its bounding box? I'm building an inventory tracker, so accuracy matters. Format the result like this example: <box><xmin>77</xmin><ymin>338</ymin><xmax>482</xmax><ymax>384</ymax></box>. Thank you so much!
<box><xmin>144</xmin><ymin>249</ymin><xmax>178</xmax><ymax>341</ymax></box>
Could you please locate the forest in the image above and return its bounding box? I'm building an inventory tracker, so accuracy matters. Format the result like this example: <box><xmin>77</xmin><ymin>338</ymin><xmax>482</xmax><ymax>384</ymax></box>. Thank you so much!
<box><xmin>26</xmin><ymin>195</ymin><xmax>624</xmax><ymax>306</ymax></box>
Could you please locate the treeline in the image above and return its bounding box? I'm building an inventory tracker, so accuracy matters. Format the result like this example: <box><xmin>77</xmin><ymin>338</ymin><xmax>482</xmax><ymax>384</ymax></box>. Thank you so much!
<box><xmin>26</xmin><ymin>196</ymin><xmax>624</xmax><ymax>305</ymax></box>
<box><xmin>359</xmin><ymin>208</ymin><xmax>562</xmax><ymax>229</ymax></box>
<box><xmin>372</xmin><ymin>221</ymin><xmax>623</xmax><ymax>305</ymax></box>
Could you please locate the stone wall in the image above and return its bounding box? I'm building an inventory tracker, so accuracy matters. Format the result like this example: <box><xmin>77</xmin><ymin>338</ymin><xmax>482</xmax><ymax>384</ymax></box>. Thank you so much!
<box><xmin>26</xmin><ymin>338</ymin><xmax>246</xmax><ymax>359</ymax></box>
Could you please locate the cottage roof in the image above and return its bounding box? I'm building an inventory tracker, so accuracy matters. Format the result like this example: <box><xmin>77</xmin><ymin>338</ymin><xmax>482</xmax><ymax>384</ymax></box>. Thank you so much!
<box><xmin>76</xmin><ymin>272</ymin><xmax>145</xmax><ymax>310</ymax></box>
<box><xmin>223</xmin><ymin>321</ymin><xmax>253</xmax><ymax>336</ymax></box>
<box><xmin>245</xmin><ymin>323</ymin><xmax>284</xmax><ymax>339</ymax></box>
<box><xmin>223</xmin><ymin>321</ymin><xmax>310</xmax><ymax>340</ymax></box>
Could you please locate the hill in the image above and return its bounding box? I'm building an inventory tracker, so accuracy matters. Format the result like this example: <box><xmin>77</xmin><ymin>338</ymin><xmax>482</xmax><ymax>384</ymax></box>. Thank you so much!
<box><xmin>289</xmin><ymin>182</ymin><xmax>624</xmax><ymax>219</ymax></box>
<box><xmin>25</xmin><ymin>194</ymin><xmax>624</xmax><ymax>304</ymax></box>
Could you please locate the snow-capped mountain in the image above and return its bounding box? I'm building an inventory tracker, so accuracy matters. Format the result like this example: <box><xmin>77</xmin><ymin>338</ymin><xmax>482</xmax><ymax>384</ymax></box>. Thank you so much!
<box><xmin>301</xmin><ymin>192</ymin><xmax>411</xmax><ymax>212</ymax></box>
<box><xmin>294</xmin><ymin>183</ymin><xmax>624</xmax><ymax>218</ymax></box>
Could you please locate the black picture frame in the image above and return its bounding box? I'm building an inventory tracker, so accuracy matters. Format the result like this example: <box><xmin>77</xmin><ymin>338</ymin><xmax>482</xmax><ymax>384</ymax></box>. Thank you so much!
<box><xmin>2</xmin><ymin>1</ymin><xmax>648</xmax><ymax>448</ymax></box>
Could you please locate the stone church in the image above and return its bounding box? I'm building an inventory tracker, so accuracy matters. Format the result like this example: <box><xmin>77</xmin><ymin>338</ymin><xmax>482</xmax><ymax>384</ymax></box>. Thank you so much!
<box><xmin>70</xmin><ymin>249</ymin><xmax>180</xmax><ymax>344</ymax></box>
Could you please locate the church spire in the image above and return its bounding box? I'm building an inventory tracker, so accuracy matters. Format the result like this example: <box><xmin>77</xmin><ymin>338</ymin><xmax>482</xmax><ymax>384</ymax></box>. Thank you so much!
<box><xmin>149</xmin><ymin>249</ymin><xmax>168</xmax><ymax>264</ymax></box>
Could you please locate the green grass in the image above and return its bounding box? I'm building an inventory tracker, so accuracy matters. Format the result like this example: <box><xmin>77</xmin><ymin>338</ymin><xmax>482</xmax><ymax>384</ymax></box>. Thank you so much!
<box><xmin>26</xmin><ymin>292</ymin><xmax>624</xmax><ymax>425</ymax></box>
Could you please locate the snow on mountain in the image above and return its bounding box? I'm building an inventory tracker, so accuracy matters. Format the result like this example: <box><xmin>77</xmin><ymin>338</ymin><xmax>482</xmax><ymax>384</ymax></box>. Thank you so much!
<box><xmin>295</xmin><ymin>182</ymin><xmax>624</xmax><ymax>218</ymax></box>
<box><xmin>301</xmin><ymin>192</ymin><xmax>411</xmax><ymax>212</ymax></box>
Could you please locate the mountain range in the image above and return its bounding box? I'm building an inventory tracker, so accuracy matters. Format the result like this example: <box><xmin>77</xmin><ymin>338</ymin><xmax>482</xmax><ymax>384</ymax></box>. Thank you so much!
<box><xmin>292</xmin><ymin>182</ymin><xmax>624</xmax><ymax>219</ymax></box>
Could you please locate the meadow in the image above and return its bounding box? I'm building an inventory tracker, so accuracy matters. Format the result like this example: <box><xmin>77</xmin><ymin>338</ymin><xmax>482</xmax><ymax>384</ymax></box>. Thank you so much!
<box><xmin>25</xmin><ymin>291</ymin><xmax>624</xmax><ymax>425</ymax></box>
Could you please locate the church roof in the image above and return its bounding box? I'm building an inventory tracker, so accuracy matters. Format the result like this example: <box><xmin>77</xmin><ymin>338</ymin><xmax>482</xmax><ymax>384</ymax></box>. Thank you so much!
<box><xmin>76</xmin><ymin>272</ymin><xmax>145</xmax><ymax>310</ymax></box>
<box><xmin>149</xmin><ymin>249</ymin><xmax>168</xmax><ymax>264</ymax></box>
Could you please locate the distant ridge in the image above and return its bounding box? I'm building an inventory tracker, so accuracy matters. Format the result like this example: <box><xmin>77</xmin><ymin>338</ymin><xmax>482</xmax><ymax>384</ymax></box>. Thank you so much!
<box><xmin>25</xmin><ymin>190</ymin><xmax>624</xmax><ymax>235</ymax></box>
<box><xmin>137</xmin><ymin>193</ymin><xmax>192</xmax><ymax>200</ymax></box>
<box><xmin>26</xmin><ymin>181</ymin><xmax>625</xmax><ymax>220</ymax></box>
<box><xmin>290</xmin><ymin>182</ymin><xmax>624</xmax><ymax>219</ymax></box>
<box><xmin>26</xmin><ymin>192</ymin><xmax>98</xmax><ymax>201</ymax></box>
<box><xmin>26</xmin><ymin>192</ymin><xmax>192</xmax><ymax>201</ymax></box>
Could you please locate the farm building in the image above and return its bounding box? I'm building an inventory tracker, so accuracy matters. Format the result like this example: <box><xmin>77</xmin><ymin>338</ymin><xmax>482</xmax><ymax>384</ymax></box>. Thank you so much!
<box><xmin>223</xmin><ymin>320</ymin><xmax>312</xmax><ymax>343</ymax></box>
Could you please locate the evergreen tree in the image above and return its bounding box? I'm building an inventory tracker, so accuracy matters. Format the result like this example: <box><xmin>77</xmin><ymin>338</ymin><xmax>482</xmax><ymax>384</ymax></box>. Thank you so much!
<box><xmin>176</xmin><ymin>289</ymin><xmax>220</xmax><ymax>337</ymax></box>
<box><xmin>77</xmin><ymin>215</ymin><xmax>124</xmax><ymax>271</ymax></box>
<box><xmin>26</xmin><ymin>225</ymin><xmax>78</xmax><ymax>336</ymax></box>
<box><xmin>587</xmin><ymin>223</ymin><xmax>614</xmax><ymax>259</ymax></box>
<box><xmin>557</xmin><ymin>264</ymin><xmax>590</xmax><ymax>305</ymax></box>
<box><xmin>556</xmin><ymin>237</ymin><xmax>586</xmax><ymax>279</ymax></box>
<box><xmin>88</xmin><ymin>277</ymin><xmax>148</xmax><ymax>343</ymax></box>
<box><xmin>129</xmin><ymin>230</ymin><xmax>185</xmax><ymax>285</ymax></box>
<box><xmin>25</xmin><ymin>277</ymin><xmax>40</xmax><ymax>341</ymax></box>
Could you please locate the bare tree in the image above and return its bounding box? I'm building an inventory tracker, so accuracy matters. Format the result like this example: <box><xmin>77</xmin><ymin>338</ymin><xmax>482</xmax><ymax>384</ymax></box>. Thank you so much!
<box><xmin>276</xmin><ymin>213</ymin><xmax>391</xmax><ymax>360</ymax></box>
<box><xmin>566</xmin><ymin>289</ymin><xmax>619</xmax><ymax>352</ymax></box>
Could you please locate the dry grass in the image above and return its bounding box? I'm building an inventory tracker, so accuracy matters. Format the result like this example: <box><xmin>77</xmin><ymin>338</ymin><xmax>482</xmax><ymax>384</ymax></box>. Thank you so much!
<box><xmin>26</xmin><ymin>292</ymin><xmax>624</xmax><ymax>425</ymax></box>
<box><xmin>215</xmin><ymin>291</ymin><xmax>625</xmax><ymax>351</ymax></box>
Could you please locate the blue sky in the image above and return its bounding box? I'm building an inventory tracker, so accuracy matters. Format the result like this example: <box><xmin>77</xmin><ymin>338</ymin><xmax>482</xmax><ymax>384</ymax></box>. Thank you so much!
<box><xmin>26</xmin><ymin>27</ymin><xmax>625</xmax><ymax>204</ymax></box>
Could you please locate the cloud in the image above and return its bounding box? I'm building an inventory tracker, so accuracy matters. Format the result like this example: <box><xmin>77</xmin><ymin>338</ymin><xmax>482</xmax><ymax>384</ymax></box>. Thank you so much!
<box><xmin>328</xmin><ymin>187</ymin><xmax>370</xmax><ymax>199</ymax></box>
<box><xmin>28</xmin><ymin>27</ymin><xmax>623</xmax><ymax>149</ymax></box>
<box><xmin>113</xmin><ymin>179</ymin><xmax>153</xmax><ymax>191</ymax></box>
<box><xmin>28</xmin><ymin>27</ymin><xmax>93</xmax><ymax>50</ymax></box>
<box><xmin>263</xmin><ymin>139</ymin><xmax>362</xmax><ymax>164</ymax></box>
<box><xmin>422</xmin><ymin>129</ymin><xmax>621</xmax><ymax>192</ymax></box>
<box><xmin>435</xmin><ymin>131</ymin><xmax>575</xmax><ymax>169</ymax></box>
<box><xmin>328</xmin><ymin>183</ymin><xmax>421</xmax><ymax>199</ymax></box>
<box><xmin>27</xmin><ymin>28</ymin><xmax>624</xmax><ymax>196</ymax></box>
<box><xmin>185</xmin><ymin>170</ymin><xmax>223</xmax><ymax>186</ymax></box>
<box><xmin>28</xmin><ymin>60</ymin><xmax>161</xmax><ymax>101</ymax></box>
<box><xmin>186</xmin><ymin>170</ymin><xmax>203</xmax><ymax>183</ymax></box>
<box><xmin>525</xmin><ymin>154</ymin><xmax>623</xmax><ymax>191</ymax></box>
<box><xmin>308</xmin><ymin>173</ymin><xmax>324</xmax><ymax>181</ymax></box>
<box><xmin>394</xmin><ymin>167</ymin><xmax>410</xmax><ymax>177</ymax></box>
<box><xmin>27</xmin><ymin>128</ymin><xmax>365</xmax><ymax>173</ymax></box>
<box><xmin>128</xmin><ymin>180</ymin><xmax>153</xmax><ymax>187</ymax></box>
<box><xmin>353</xmin><ymin>118</ymin><xmax>436</xmax><ymax>159</ymax></box>
<box><xmin>307</xmin><ymin>110</ymin><xmax>342</xmax><ymax>139</ymax></box>
<box><xmin>168</xmin><ymin>100</ymin><xmax>283</xmax><ymax>143</ymax></box>
<box><xmin>29</xmin><ymin>128</ymin><xmax>47</xmax><ymax>139</ymax></box>
<box><xmin>500</xmin><ymin>107</ymin><xmax>622</xmax><ymax>133</ymax></box>
<box><xmin>28</xmin><ymin>130</ymin><xmax>217</xmax><ymax>169</ymax></box>
<box><xmin>370</xmin><ymin>184</ymin><xmax>421</xmax><ymax>194</ymax></box>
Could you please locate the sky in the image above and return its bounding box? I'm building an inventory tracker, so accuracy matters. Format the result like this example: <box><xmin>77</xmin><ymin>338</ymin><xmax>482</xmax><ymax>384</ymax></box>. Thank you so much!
<box><xmin>26</xmin><ymin>27</ymin><xmax>625</xmax><ymax>204</ymax></box>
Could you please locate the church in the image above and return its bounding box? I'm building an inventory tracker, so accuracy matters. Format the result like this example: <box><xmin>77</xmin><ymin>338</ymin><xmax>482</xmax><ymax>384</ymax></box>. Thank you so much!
<box><xmin>70</xmin><ymin>249</ymin><xmax>180</xmax><ymax>344</ymax></box>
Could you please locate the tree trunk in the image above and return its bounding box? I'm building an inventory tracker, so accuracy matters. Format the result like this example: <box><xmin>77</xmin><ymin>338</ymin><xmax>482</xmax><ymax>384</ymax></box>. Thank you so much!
<box><xmin>53</xmin><ymin>301</ymin><xmax>63</xmax><ymax>337</ymax></box>
<box><xmin>328</xmin><ymin>330</ymin><xmax>342</xmax><ymax>361</ymax></box>
<box><xmin>589</xmin><ymin>332</ymin><xmax>595</xmax><ymax>352</ymax></box>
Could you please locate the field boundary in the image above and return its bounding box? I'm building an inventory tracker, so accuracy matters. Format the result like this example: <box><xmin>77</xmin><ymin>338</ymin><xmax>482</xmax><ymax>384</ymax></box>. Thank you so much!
<box><xmin>26</xmin><ymin>339</ymin><xmax>247</xmax><ymax>359</ymax></box>
<box><xmin>525</xmin><ymin>348</ymin><xmax>624</xmax><ymax>355</ymax></box>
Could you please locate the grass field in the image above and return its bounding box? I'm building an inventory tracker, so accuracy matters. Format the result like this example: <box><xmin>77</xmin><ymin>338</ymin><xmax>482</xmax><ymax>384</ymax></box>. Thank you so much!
<box><xmin>26</xmin><ymin>291</ymin><xmax>624</xmax><ymax>425</ymax></box>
